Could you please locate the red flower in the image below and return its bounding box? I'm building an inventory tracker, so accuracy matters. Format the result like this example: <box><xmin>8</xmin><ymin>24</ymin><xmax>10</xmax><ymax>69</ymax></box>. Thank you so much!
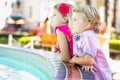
<box><xmin>58</xmin><ymin>3</ymin><xmax>70</xmax><ymax>15</ymax></box>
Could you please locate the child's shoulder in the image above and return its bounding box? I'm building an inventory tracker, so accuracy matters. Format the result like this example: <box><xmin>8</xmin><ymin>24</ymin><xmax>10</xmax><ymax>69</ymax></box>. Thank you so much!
<box><xmin>81</xmin><ymin>30</ymin><xmax>97</xmax><ymax>40</ymax></box>
<box><xmin>56</xmin><ymin>25</ymin><xmax>71</xmax><ymax>35</ymax></box>
<box><xmin>83</xmin><ymin>30</ymin><xmax>94</xmax><ymax>34</ymax></box>
<box><xmin>82</xmin><ymin>30</ymin><xmax>100</xmax><ymax>44</ymax></box>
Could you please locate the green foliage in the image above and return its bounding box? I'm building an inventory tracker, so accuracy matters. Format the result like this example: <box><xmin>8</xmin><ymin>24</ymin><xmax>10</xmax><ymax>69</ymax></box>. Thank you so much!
<box><xmin>116</xmin><ymin>34</ymin><xmax>120</xmax><ymax>40</ymax></box>
<box><xmin>109</xmin><ymin>40</ymin><xmax>120</xmax><ymax>50</ymax></box>
<box><xmin>0</xmin><ymin>34</ymin><xmax>24</xmax><ymax>44</ymax></box>
<box><xmin>18</xmin><ymin>36</ymin><xmax>41</xmax><ymax>45</ymax></box>
<box><xmin>110</xmin><ymin>33</ymin><xmax>120</xmax><ymax>40</ymax></box>
<box><xmin>18</xmin><ymin>36</ymin><xmax>31</xmax><ymax>44</ymax></box>
<box><xmin>109</xmin><ymin>34</ymin><xmax>120</xmax><ymax>50</ymax></box>
<box><xmin>110</xmin><ymin>34</ymin><xmax>117</xmax><ymax>39</ymax></box>
<box><xmin>0</xmin><ymin>37</ymin><xmax>8</xmax><ymax>44</ymax></box>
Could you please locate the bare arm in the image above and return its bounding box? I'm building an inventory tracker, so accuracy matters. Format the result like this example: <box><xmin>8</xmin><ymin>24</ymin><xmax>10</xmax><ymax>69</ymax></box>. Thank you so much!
<box><xmin>70</xmin><ymin>54</ymin><xmax>94</xmax><ymax>66</ymax></box>
<box><xmin>56</xmin><ymin>29</ymin><xmax>71</xmax><ymax>62</ymax></box>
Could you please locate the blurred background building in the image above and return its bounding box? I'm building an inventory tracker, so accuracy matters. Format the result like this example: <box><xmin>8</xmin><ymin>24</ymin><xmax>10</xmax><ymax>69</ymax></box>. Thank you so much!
<box><xmin>1</xmin><ymin>0</ymin><xmax>120</xmax><ymax>34</ymax></box>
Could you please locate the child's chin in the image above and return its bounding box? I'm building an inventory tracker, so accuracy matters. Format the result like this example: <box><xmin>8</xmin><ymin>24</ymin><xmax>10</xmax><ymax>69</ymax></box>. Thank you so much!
<box><xmin>72</xmin><ymin>31</ymin><xmax>76</xmax><ymax>34</ymax></box>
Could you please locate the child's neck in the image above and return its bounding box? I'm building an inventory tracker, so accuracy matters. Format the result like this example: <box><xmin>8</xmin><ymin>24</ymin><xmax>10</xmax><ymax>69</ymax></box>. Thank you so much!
<box><xmin>60</xmin><ymin>23</ymin><xmax>68</xmax><ymax>26</ymax></box>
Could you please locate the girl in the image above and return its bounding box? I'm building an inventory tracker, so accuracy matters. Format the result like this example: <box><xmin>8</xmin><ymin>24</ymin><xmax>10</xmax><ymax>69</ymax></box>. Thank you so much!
<box><xmin>70</xmin><ymin>5</ymin><xmax>112</xmax><ymax>80</ymax></box>
<box><xmin>50</xmin><ymin>3</ymin><xmax>74</xmax><ymax>62</ymax></box>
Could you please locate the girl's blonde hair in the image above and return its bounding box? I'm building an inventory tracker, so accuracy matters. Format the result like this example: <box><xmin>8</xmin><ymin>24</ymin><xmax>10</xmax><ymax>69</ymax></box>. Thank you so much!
<box><xmin>74</xmin><ymin>5</ymin><xmax>100</xmax><ymax>33</ymax></box>
<box><xmin>53</xmin><ymin>3</ymin><xmax>73</xmax><ymax>23</ymax></box>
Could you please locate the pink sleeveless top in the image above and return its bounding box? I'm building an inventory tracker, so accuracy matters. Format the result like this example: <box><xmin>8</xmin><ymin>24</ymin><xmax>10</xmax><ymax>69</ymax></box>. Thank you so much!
<box><xmin>55</xmin><ymin>25</ymin><xmax>74</xmax><ymax>57</ymax></box>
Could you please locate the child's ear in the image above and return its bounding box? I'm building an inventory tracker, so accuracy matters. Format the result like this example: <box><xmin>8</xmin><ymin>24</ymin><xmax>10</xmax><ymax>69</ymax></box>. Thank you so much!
<box><xmin>62</xmin><ymin>16</ymin><xmax>68</xmax><ymax>23</ymax></box>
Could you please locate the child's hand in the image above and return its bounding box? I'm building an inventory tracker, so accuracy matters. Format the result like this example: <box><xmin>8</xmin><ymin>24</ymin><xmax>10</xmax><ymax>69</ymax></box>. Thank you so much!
<box><xmin>69</xmin><ymin>56</ymin><xmax>77</xmax><ymax>63</ymax></box>
<box><xmin>82</xmin><ymin>66</ymin><xmax>97</xmax><ymax>72</ymax></box>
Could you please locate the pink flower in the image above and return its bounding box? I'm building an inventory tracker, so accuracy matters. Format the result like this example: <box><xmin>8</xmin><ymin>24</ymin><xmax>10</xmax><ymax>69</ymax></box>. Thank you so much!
<box><xmin>58</xmin><ymin>3</ymin><xmax>70</xmax><ymax>15</ymax></box>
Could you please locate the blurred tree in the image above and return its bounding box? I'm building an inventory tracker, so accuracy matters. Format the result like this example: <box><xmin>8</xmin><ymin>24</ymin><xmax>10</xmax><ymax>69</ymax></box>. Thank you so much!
<box><xmin>112</xmin><ymin>0</ymin><xmax>117</xmax><ymax>28</ymax></box>
<box><xmin>104</xmin><ymin>0</ymin><xmax>109</xmax><ymax>26</ymax></box>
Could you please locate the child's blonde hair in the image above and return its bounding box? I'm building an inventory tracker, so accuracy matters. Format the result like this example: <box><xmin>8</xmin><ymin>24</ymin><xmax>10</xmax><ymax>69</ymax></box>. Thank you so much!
<box><xmin>53</xmin><ymin>3</ymin><xmax>73</xmax><ymax>23</ymax></box>
<box><xmin>74</xmin><ymin>5</ymin><xmax>100</xmax><ymax>33</ymax></box>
